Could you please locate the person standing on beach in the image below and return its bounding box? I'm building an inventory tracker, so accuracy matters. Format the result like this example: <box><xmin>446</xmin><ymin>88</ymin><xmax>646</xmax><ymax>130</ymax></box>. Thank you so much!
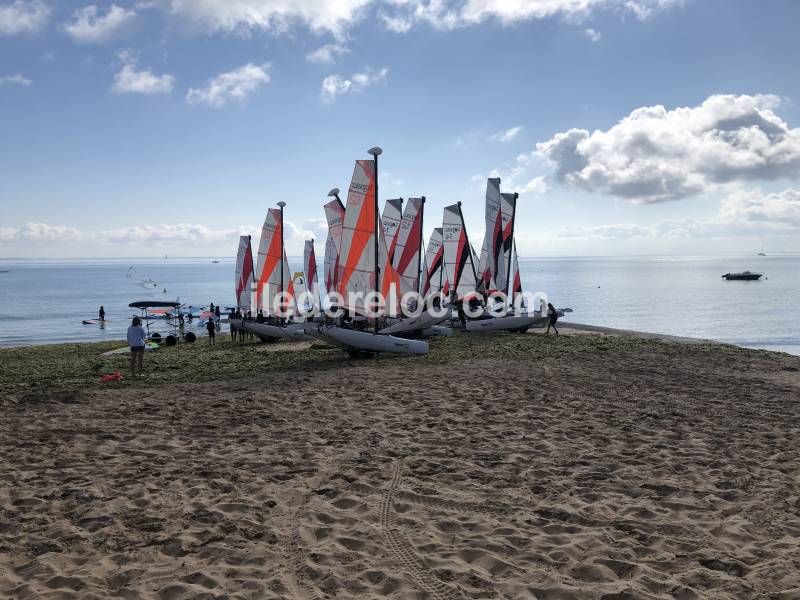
<box><xmin>127</xmin><ymin>317</ymin><xmax>146</xmax><ymax>377</ymax></box>
<box><xmin>546</xmin><ymin>302</ymin><xmax>559</xmax><ymax>336</ymax></box>
<box><xmin>206</xmin><ymin>318</ymin><xmax>216</xmax><ymax>344</ymax></box>
<box><xmin>99</xmin><ymin>306</ymin><xmax>105</xmax><ymax>321</ymax></box>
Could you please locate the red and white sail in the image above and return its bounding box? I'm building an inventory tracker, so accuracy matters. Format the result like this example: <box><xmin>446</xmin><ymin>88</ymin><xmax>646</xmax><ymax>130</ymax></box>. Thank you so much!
<box><xmin>509</xmin><ymin>241</ymin><xmax>524</xmax><ymax>308</ymax></box>
<box><xmin>421</xmin><ymin>227</ymin><xmax>444</xmax><ymax>298</ymax></box>
<box><xmin>442</xmin><ymin>203</ymin><xmax>478</xmax><ymax>301</ymax></box>
<box><xmin>336</xmin><ymin>159</ymin><xmax>400</xmax><ymax>316</ymax></box>
<box><xmin>500</xmin><ymin>191</ymin><xmax>518</xmax><ymax>294</ymax></box>
<box><xmin>392</xmin><ymin>197</ymin><xmax>424</xmax><ymax>297</ymax></box>
<box><xmin>323</xmin><ymin>198</ymin><xmax>345</xmax><ymax>296</ymax></box>
<box><xmin>382</xmin><ymin>198</ymin><xmax>403</xmax><ymax>265</ymax></box>
<box><xmin>255</xmin><ymin>208</ymin><xmax>293</xmax><ymax>314</ymax></box>
<box><xmin>304</xmin><ymin>239</ymin><xmax>321</xmax><ymax>309</ymax></box>
<box><xmin>476</xmin><ymin>177</ymin><xmax>504</xmax><ymax>294</ymax></box>
<box><xmin>234</xmin><ymin>235</ymin><xmax>254</xmax><ymax>312</ymax></box>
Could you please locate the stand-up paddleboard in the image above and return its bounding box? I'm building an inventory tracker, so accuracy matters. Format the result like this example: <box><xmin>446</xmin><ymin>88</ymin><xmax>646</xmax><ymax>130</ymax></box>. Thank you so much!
<box><xmin>304</xmin><ymin>322</ymin><xmax>428</xmax><ymax>355</ymax></box>
<box><xmin>82</xmin><ymin>319</ymin><xmax>110</xmax><ymax>325</ymax></box>
<box><xmin>377</xmin><ymin>309</ymin><xmax>449</xmax><ymax>335</ymax></box>
<box><xmin>465</xmin><ymin>313</ymin><xmax>547</xmax><ymax>333</ymax></box>
<box><xmin>101</xmin><ymin>341</ymin><xmax>159</xmax><ymax>356</ymax></box>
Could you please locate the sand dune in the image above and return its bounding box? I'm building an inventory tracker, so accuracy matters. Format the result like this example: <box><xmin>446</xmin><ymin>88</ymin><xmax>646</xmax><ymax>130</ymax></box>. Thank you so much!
<box><xmin>1</xmin><ymin>333</ymin><xmax>800</xmax><ymax>598</ymax></box>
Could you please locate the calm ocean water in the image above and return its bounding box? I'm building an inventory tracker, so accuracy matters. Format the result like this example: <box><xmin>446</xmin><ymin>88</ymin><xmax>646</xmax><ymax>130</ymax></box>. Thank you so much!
<box><xmin>0</xmin><ymin>256</ymin><xmax>797</xmax><ymax>355</ymax></box>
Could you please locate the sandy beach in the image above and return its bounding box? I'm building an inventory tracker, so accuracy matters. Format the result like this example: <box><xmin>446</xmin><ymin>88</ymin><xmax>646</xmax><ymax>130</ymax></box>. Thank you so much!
<box><xmin>1</xmin><ymin>327</ymin><xmax>799</xmax><ymax>599</ymax></box>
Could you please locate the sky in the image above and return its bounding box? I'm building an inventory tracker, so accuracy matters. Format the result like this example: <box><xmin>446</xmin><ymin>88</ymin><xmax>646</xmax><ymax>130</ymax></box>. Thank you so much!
<box><xmin>1</xmin><ymin>0</ymin><xmax>800</xmax><ymax>259</ymax></box>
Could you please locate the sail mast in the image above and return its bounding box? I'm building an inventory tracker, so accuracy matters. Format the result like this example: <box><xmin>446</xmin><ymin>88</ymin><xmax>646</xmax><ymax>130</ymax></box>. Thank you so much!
<box><xmin>278</xmin><ymin>201</ymin><xmax>286</xmax><ymax>318</ymax></box>
<box><xmin>417</xmin><ymin>196</ymin><xmax>425</xmax><ymax>294</ymax></box>
<box><xmin>369</xmin><ymin>147</ymin><xmax>382</xmax><ymax>333</ymax></box>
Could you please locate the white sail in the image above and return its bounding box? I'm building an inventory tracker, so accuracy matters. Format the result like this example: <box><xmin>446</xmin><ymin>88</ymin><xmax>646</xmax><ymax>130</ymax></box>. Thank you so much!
<box><xmin>336</xmin><ymin>159</ymin><xmax>400</xmax><ymax>316</ymax></box>
<box><xmin>323</xmin><ymin>198</ymin><xmax>345</xmax><ymax>296</ymax></box>
<box><xmin>255</xmin><ymin>208</ymin><xmax>293</xmax><ymax>315</ymax></box>
<box><xmin>234</xmin><ymin>235</ymin><xmax>255</xmax><ymax>312</ymax></box>
<box><xmin>382</xmin><ymin>198</ymin><xmax>403</xmax><ymax>265</ymax></box>
<box><xmin>304</xmin><ymin>239</ymin><xmax>321</xmax><ymax>309</ymax></box>
<box><xmin>392</xmin><ymin>197</ymin><xmax>424</xmax><ymax>297</ymax></box>
<box><xmin>510</xmin><ymin>241</ymin><xmax>525</xmax><ymax>310</ymax></box>
<box><xmin>476</xmin><ymin>177</ymin><xmax>503</xmax><ymax>294</ymax></box>
<box><xmin>421</xmin><ymin>227</ymin><xmax>444</xmax><ymax>298</ymax></box>
<box><xmin>500</xmin><ymin>191</ymin><xmax>518</xmax><ymax>294</ymax></box>
<box><xmin>442</xmin><ymin>203</ymin><xmax>478</xmax><ymax>301</ymax></box>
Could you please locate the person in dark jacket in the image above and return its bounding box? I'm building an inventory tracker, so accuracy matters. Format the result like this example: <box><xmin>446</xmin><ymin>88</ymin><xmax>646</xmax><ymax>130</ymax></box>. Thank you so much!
<box><xmin>546</xmin><ymin>302</ymin><xmax>559</xmax><ymax>335</ymax></box>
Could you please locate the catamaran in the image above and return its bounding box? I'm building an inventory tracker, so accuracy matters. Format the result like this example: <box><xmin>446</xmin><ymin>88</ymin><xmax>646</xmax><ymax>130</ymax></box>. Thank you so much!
<box><xmin>243</xmin><ymin>203</ymin><xmax>308</xmax><ymax>341</ymax></box>
<box><xmin>377</xmin><ymin>196</ymin><xmax>451</xmax><ymax>336</ymax></box>
<box><xmin>303</xmin><ymin>148</ymin><xmax>428</xmax><ymax>356</ymax></box>
<box><xmin>230</xmin><ymin>234</ymin><xmax>255</xmax><ymax>333</ymax></box>
<box><xmin>463</xmin><ymin>178</ymin><xmax>548</xmax><ymax>333</ymax></box>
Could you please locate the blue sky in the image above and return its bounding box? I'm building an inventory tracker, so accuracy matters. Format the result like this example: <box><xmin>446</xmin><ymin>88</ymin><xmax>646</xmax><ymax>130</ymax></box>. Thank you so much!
<box><xmin>1</xmin><ymin>0</ymin><xmax>800</xmax><ymax>258</ymax></box>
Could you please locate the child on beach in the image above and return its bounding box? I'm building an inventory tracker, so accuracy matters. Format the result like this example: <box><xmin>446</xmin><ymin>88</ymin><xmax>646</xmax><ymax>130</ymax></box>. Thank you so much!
<box><xmin>127</xmin><ymin>317</ymin><xmax>146</xmax><ymax>377</ymax></box>
<box><xmin>206</xmin><ymin>318</ymin><xmax>216</xmax><ymax>344</ymax></box>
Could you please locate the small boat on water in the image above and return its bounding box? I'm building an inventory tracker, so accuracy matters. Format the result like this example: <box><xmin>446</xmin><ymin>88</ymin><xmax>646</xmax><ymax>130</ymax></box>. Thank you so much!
<box><xmin>722</xmin><ymin>271</ymin><xmax>763</xmax><ymax>281</ymax></box>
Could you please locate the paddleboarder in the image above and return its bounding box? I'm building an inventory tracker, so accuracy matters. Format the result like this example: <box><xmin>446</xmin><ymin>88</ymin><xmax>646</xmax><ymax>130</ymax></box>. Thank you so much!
<box><xmin>98</xmin><ymin>306</ymin><xmax>105</xmax><ymax>321</ymax></box>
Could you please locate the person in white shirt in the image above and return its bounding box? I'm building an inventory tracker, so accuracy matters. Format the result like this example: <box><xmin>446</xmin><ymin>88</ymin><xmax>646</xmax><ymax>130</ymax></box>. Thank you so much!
<box><xmin>127</xmin><ymin>317</ymin><xmax>147</xmax><ymax>377</ymax></box>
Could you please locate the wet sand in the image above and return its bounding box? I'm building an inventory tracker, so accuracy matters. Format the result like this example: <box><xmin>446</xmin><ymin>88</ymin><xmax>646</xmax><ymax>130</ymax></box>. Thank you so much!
<box><xmin>1</xmin><ymin>330</ymin><xmax>799</xmax><ymax>599</ymax></box>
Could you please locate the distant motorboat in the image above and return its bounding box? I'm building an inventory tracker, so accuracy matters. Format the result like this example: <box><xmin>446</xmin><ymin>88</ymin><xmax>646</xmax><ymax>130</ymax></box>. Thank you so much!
<box><xmin>722</xmin><ymin>271</ymin><xmax>763</xmax><ymax>281</ymax></box>
<box><xmin>757</xmin><ymin>244</ymin><xmax>766</xmax><ymax>256</ymax></box>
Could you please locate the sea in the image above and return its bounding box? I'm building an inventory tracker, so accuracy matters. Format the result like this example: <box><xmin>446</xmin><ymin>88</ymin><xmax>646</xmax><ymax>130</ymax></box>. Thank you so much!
<box><xmin>0</xmin><ymin>255</ymin><xmax>798</xmax><ymax>356</ymax></box>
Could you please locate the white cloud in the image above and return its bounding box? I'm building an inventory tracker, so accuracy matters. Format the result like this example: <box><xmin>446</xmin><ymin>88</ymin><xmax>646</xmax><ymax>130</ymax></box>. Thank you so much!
<box><xmin>65</xmin><ymin>4</ymin><xmax>137</xmax><ymax>43</ymax></box>
<box><xmin>719</xmin><ymin>187</ymin><xmax>800</xmax><ymax>229</ymax></box>
<box><xmin>519</xmin><ymin>175</ymin><xmax>547</xmax><ymax>195</ymax></box>
<box><xmin>161</xmin><ymin>0</ymin><xmax>370</xmax><ymax>38</ymax></box>
<box><xmin>187</xmin><ymin>63</ymin><xmax>270</xmax><ymax>107</ymax></box>
<box><xmin>0</xmin><ymin>73</ymin><xmax>32</xmax><ymax>86</ymax></box>
<box><xmin>305</xmin><ymin>43</ymin><xmax>349</xmax><ymax>64</ymax></box>
<box><xmin>320</xmin><ymin>66</ymin><xmax>387</xmax><ymax>103</ymax></box>
<box><xmin>537</xmin><ymin>94</ymin><xmax>800</xmax><ymax>203</ymax></box>
<box><xmin>153</xmin><ymin>0</ymin><xmax>679</xmax><ymax>38</ymax></box>
<box><xmin>0</xmin><ymin>222</ymin><xmax>248</xmax><ymax>245</ymax></box>
<box><xmin>112</xmin><ymin>59</ymin><xmax>175</xmax><ymax>94</ymax></box>
<box><xmin>0</xmin><ymin>0</ymin><xmax>49</xmax><ymax>35</ymax></box>
<box><xmin>549</xmin><ymin>187</ymin><xmax>800</xmax><ymax>243</ymax></box>
<box><xmin>379</xmin><ymin>0</ymin><xmax>679</xmax><ymax>32</ymax></box>
<box><xmin>489</xmin><ymin>125</ymin><xmax>523</xmax><ymax>143</ymax></box>
<box><xmin>583</xmin><ymin>27</ymin><xmax>601</xmax><ymax>41</ymax></box>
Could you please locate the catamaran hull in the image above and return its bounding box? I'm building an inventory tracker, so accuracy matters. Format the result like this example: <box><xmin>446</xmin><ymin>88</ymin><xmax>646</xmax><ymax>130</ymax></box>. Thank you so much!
<box><xmin>465</xmin><ymin>314</ymin><xmax>547</xmax><ymax>333</ymax></box>
<box><xmin>304</xmin><ymin>323</ymin><xmax>428</xmax><ymax>355</ymax></box>
<box><xmin>240</xmin><ymin>321</ymin><xmax>308</xmax><ymax>340</ymax></box>
<box><xmin>378</xmin><ymin>310</ymin><xmax>450</xmax><ymax>335</ymax></box>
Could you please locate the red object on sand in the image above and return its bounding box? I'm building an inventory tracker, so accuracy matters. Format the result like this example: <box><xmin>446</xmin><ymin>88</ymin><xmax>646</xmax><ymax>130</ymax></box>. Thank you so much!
<box><xmin>100</xmin><ymin>372</ymin><xmax>122</xmax><ymax>383</ymax></box>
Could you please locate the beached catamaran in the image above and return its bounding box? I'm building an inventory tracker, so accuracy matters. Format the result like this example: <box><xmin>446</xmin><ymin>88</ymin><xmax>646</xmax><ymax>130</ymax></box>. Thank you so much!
<box><xmin>442</xmin><ymin>201</ymin><xmax>480</xmax><ymax>312</ymax></box>
<box><xmin>244</xmin><ymin>203</ymin><xmax>307</xmax><ymax>340</ymax></box>
<box><xmin>465</xmin><ymin>178</ymin><xmax>547</xmax><ymax>332</ymax></box>
<box><xmin>230</xmin><ymin>235</ymin><xmax>255</xmax><ymax>332</ymax></box>
<box><xmin>303</xmin><ymin>148</ymin><xmax>429</xmax><ymax>355</ymax></box>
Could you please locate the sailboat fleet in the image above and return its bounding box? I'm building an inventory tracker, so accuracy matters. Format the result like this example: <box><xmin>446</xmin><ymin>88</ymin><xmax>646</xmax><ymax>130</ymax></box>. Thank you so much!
<box><xmin>231</xmin><ymin>146</ymin><xmax>556</xmax><ymax>356</ymax></box>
